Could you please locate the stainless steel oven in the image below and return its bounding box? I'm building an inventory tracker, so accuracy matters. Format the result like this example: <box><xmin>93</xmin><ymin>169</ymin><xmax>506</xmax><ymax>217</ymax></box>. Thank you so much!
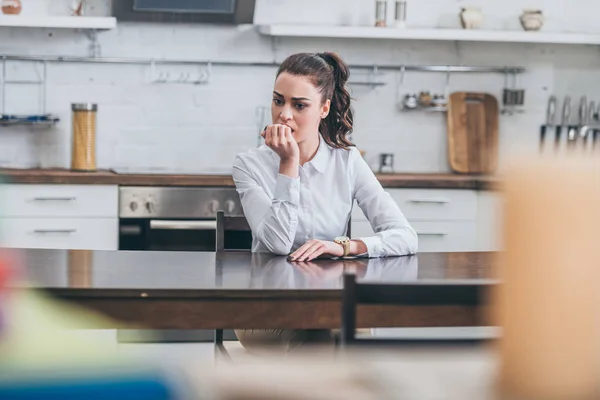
<box><xmin>119</xmin><ymin>186</ymin><xmax>250</xmax><ymax>252</ymax></box>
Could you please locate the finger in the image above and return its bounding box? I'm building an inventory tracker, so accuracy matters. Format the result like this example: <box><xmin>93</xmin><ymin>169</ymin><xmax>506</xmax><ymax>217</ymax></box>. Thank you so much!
<box><xmin>290</xmin><ymin>241</ymin><xmax>315</xmax><ymax>260</ymax></box>
<box><xmin>298</xmin><ymin>242</ymin><xmax>324</xmax><ymax>262</ymax></box>
<box><xmin>304</xmin><ymin>245</ymin><xmax>326</xmax><ymax>262</ymax></box>
<box><xmin>265</xmin><ymin>125</ymin><xmax>273</xmax><ymax>146</ymax></box>
<box><xmin>271</xmin><ymin>125</ymin><xmax>280</xmax><ymax>147</ymax></box>
<box><xmin>276</xmin><ymin>124</ymin><xmax>287</xmax><ymax>147</ymax></box>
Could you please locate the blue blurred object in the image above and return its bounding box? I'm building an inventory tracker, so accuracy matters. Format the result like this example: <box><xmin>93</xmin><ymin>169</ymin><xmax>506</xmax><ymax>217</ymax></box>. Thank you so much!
<box><xmin>0</xmin><ymin>114</ymin><xmax>60</xmax><ymax>126</ymax></box>
<box><xmin>0</xmin><ymin>368</ymin><xmax>197</xmax><ymax>400</ymax></box>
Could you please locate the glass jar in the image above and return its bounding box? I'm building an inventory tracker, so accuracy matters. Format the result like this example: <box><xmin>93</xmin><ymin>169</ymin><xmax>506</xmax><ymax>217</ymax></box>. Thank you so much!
<box><xmin>71</xmin><ymin>103</ymin><xmax>97</xmax><ymax>171</ymax></box>
<box><xmin>375</xmin><ymin>0</ymin><xmax>387</xmax><ymax>27</ymax></box>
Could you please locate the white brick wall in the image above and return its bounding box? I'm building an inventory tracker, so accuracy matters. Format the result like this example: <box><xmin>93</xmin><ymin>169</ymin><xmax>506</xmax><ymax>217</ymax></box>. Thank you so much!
<box><xmin>0</xmin><ymin>0</ymin><xmax>599</xmax><ymax>173</ymax></box>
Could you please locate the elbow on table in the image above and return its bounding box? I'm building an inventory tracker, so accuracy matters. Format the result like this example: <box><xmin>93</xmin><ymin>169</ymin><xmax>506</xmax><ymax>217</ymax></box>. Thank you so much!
<box><xmin>261</xmin><ymin>239</ymin><xmax>293</xmax><ymax>256</ymax></box>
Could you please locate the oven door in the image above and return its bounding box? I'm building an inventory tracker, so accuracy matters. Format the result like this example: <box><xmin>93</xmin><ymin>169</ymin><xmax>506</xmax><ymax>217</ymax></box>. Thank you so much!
<box><xmin>119</xmin><ymin>218</ymin><xmax>217</xmax><ymax>252</ymax></box>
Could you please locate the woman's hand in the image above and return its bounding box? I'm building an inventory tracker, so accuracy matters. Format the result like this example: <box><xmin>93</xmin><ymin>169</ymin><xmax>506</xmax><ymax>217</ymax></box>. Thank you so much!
<box><xmin>261</xmin><ymin>124</ymin><xmax>299</xmax><ymax>162</ymax></box>
<box><xmin>288</xmin><ymin>239</ymin><xmax>344</xmax><ymax>262</ymax></box>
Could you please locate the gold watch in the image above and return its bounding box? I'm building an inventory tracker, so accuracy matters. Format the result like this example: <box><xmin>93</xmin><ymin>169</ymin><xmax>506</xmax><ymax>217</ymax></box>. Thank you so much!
<box><xmin>334</xmin><ymin>236</ymin><xmax>351</xmax><ymax>257</ymax></box>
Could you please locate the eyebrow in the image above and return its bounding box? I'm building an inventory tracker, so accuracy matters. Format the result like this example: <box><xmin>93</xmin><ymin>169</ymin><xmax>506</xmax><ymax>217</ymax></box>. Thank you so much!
<box><xmin>273</xmin><ymin>91</ymin><xmax>312</xmax><ymax>102</ymax></box>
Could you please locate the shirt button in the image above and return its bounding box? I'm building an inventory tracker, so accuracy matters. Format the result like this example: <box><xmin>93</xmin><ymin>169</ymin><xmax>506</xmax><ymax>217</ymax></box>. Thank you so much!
<box><xmin>305</xmin><ymin>234</ymin><xmax>310</xmax><ymax>240</ymax></box>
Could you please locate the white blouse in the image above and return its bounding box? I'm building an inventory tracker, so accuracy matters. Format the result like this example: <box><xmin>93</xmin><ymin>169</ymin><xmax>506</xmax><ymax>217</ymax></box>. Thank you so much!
<box><xmin>232</xmin><ymin>138</ymin><xmax>418</xmax><ymax>257</ymax></box>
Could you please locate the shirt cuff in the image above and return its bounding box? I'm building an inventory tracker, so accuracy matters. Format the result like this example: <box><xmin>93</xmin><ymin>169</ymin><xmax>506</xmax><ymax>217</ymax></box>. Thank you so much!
<box><xmin>274</xmin><ymin>173</ymin><xmax>300</xmax><ymax>206</ymax></box>
<box><xmin>356</xmin><ymin>236</ymin><xmax>383</xmax><ymax>258</ymax></box>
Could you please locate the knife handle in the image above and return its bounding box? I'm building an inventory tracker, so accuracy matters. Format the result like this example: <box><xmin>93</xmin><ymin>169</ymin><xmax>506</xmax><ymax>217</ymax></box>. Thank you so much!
<box><xmin>554</xmin><ymin>125</ymin><xmax>562</xmax><ymax>151</ymax></box>
<box><xmin>539</xmin><ymin>125</ymin><xmax>547</xmax><ymax>153</ymax></box>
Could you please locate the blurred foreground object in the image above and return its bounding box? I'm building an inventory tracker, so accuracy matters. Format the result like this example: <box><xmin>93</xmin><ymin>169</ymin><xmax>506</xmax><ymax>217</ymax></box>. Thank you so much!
<box><xmin>494</xmin><ymin>158</ymin><xmax>600</xmax><ymax>399</ymax></box>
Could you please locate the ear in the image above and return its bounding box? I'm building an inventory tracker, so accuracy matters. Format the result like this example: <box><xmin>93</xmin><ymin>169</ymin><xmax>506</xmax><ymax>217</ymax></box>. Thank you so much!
<box><xmin>321</xmin><ymin>99</ymin><xmax>331</xmax><ymax>119</ymax></box>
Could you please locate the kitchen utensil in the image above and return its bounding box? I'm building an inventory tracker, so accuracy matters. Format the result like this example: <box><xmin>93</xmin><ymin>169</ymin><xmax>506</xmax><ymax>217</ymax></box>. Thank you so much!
<box><xmin>540</xmin><ymin>95</ymin><xmax>556</xmax><ymax>153</ymax></box>
<box><xmin>567</xmin><ymin>96</ymin><xmax>586</xmax><ymax>149</ymax></box>
<box><xmin>378</xmin><ymin>153</ymin><xmax>394</xmax><ymax>173</ymax></box>
<box><xmin>556</xmin><ymin>95</ymin><xmax>571</xmax><ymax>152</ymax></box>
<box><xmin>582</xmin><ymin>100</ymin><xmax>595</xmax><ymax>148</ymax></box>
<box><xmin>447</xmin><ymin>92</ymin><xmax>499</xmax><ymax>174</ymax></box>
<box><xmin>71</xmin><ymin>103</ymin><xmax>97</xmax><ymax>172</ymax></box>
<box><xmin>594</xmin><ymin>102</ymin><xmax>600</xmax><ymax>149</ymax></box>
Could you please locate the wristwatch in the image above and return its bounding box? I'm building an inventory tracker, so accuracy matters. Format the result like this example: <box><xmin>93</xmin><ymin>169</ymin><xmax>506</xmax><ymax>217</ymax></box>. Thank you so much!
<box><xmin>334</xmin><ymin>236</ymin><xmax>351</xmax><ymax>257</ymax></box>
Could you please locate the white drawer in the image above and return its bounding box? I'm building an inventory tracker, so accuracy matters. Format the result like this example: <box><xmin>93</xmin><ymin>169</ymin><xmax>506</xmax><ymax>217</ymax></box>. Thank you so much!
<box><xmin>0</xmin><ymin>185</ymin><xmax>118</xmax><ymax>218</ymax></box>
<box><xmin>352</xmin><ymin>189</ymin><xmax>477</xmax><ymax>222</ymax></box>
<box><xmin>0</xmin><ymin>218</ymin><xmax>118</xmax><ymax>250</ymax></box>
<box><xmin>351</xmin><ymin>220</ymin><xmax>478</xmax><ymax>253</ymax></box>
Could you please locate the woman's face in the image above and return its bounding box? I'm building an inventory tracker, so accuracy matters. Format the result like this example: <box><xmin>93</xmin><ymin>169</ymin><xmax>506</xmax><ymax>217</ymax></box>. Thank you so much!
<box><xmin>272</xmin><ymin>72</ymin><xmax>330</xmax><ymax>145</ymax></box>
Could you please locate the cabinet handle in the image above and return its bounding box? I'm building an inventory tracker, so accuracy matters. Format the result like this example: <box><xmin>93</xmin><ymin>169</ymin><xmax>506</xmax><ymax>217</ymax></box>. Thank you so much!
<box><xmin>33</xmin><ymin>197</ymin><xmax>76</xmax><ymax>201</ymax></box>
<box><xmin>416</xmin><ymin>231</ymin><xmax>449</xmax><ymax>236</ymax></box>
<box><xmin>408</xmin><ymin>198</ymin><xmax>450</xmax><ymax>204</ymax></box>
<box><xmin>33</xmin><ymin>229</ymin><xmax>77</xmax><ymax>234</ymax></box>
<box><xmin>150</xmin><ymin>220</ymin><xmax>216</xmax><ymax>230</ymax></box>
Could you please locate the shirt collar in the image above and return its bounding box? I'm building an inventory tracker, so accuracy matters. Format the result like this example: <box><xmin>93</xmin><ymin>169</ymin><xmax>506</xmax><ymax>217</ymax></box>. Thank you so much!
<box><xmin>306</xmin><ymin>136</ymin><xmax>329</xmax><ymax>173</ymax></box>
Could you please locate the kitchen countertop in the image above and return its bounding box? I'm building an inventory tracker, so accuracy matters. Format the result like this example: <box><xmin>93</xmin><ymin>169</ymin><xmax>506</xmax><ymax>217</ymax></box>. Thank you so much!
<box><xmin>15</xmin><ymin>249</ymin><xmax>494</xmax><ymax>330</ymax></box>
<box><xmin>0</xmin><ymin>168</ymin><xmax>499</xmax><ymax>190</ymax></box>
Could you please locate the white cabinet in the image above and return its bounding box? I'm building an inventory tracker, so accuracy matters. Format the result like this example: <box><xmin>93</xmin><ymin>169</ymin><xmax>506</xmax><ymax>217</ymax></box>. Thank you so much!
<box><xmin>0</xmin><ymin>185</ymin><xmax>119</xmax><ymax>250</ymax></box>
<box><xmin>476</xmin><ymin>192</ymin><xmax>503</xmax><ymax>251</ymax></box>
<box><xmin>351</xmin><ymin>188</ymin><xmax>481</xmax><ymax>252</ymax></box>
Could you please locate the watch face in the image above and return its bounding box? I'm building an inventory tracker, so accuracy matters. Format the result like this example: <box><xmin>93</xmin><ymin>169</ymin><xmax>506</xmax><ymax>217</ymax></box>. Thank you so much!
<box><xmin>335</xmin><ymin>236</ymin><xmax>350</xmax><ymax>243</ymax></box>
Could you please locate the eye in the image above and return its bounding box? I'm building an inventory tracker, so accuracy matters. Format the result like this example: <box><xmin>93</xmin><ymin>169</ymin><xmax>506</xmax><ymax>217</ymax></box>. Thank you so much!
<box><xmin>272</xmin><ymin>98</ymin><xmax>283</xmax><ymax>106</ymax></box>
<box><xmin>295</xmin><ymin>103</ymin><xmax>307</xmax><ymax>110</ymax></box>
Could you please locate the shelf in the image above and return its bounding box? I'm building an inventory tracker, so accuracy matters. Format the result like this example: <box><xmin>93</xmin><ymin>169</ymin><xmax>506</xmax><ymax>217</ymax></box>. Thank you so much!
<box><xmin>0</xmin><ymin>114</ymin><xmax>60</xmax><ymax>127</ymax></box>
<box><xmin>0</xmin><ymin>15</ymin><xmax>116</xmax><ymax>30</ymax></box>
<box><xmin>258</xmin><ymin>25</ymin><xmax>600</xmax><ymax>45</ymax></box>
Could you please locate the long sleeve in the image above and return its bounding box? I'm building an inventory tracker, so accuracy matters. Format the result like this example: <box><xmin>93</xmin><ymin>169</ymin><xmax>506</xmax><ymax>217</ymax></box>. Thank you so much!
<box><xmin>232</xmin><ymin>155</ymin><xmax>300</xmax><ymax>255</ymax></box>
<box><xmin>350</xmin><ymin>149</ymin><xmax>418</xmax><ymax>257</ymax></box>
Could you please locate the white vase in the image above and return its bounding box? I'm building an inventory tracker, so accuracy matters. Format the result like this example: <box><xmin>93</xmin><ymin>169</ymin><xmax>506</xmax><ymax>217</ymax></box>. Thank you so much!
<box><xmin>520</xmin><ymin>9</ymin><xmax>544</xmax><ymax>31</ymax></box>
<box><xmin>460</xmin><ymin>6</ymin><xmax>483</xmax><ymax>30</ymax></box>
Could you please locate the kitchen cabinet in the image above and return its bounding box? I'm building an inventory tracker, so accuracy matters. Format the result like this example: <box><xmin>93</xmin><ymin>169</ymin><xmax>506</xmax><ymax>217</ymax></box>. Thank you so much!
<box><xmin>351</xmin><ymin>188</ymin><xmax>499</xmax><ymax>253</ymax></box>
<box><xmin>0</xmin><ymin>185</ymin><xmax>119</xmax><ymax>250</ymax></box>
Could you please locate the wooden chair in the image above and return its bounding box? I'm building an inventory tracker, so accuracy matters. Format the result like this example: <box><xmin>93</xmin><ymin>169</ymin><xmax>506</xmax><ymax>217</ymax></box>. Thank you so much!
<box><xmin>214</xmin><ymin>210</ymin><xmax>253</xmax><ymax>357</ymax></box>
<box><xmin>340</xmin><ymin>272</ymin><xmax>493</xmax><ymax>347</ymax></box>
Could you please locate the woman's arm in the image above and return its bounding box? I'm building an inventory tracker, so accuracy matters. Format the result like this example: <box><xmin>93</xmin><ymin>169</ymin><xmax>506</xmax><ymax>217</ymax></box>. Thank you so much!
<box><xmin>232</xmin><ymin>155</ymin><xmax>299</xmax><ymax>255</ymax></box>
<box><xmin>350</xmin><ymin>148</ymin><xmax>418</xmax><ymax>257</ymax></box>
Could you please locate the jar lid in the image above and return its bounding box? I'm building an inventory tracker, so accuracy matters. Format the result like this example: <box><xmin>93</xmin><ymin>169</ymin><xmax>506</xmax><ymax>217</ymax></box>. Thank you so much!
<box><xmin>72</xmin><ymin>103</ymin><xmax>98</xmax><ymax>112</ymax></box>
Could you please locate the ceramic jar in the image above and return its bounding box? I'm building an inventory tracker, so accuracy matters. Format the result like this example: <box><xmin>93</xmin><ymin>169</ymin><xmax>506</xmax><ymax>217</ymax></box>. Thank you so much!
<box><xmin>1</xmin><ymin>0</ymin><xmax>22</xmax><ymax>15</ymax></box>
<box><xmin>520</xmin><ymin>9</ymin><xmax>544</xmax><ymax>31</ymax></box>
<box><xmin>460</xmin><ymin>6</ymin><xmax>483</xmax><ymax>29</ymax></box>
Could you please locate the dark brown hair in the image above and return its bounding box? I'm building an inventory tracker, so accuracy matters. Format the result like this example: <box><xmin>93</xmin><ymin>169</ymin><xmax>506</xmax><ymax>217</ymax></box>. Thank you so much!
<box><xmin>276</xmin><ymin>52</ymin><xmax>354</xmax><ymax>149</ymax></box>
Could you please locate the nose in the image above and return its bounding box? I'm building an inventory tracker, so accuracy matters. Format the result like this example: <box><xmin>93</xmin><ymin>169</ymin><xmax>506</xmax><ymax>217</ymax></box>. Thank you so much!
<box><xmin>279</xmin><ymin>105</ymin><xmax>293</xmax><ymax>121</ymax></box>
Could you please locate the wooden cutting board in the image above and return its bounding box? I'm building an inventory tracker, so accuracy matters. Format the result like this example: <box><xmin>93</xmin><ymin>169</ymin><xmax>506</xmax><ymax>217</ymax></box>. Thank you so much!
<box><xmin>447</xmin><ymin>92</ymin><xmax>499</xmax><ymax>174</ymax></box>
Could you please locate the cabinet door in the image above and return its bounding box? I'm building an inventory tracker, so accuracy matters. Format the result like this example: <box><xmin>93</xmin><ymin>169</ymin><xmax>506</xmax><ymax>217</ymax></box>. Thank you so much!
<box><xmin>0</xmin><ymin>185</ymin><xmax>118</xmax><ymax>218</ymax></box>
<box><xmin>351</xmin><ymin>189</ymin><xmax>478</xmax><ymax>222</ymax></box>
<box><xmin>477</xmin><ymin>192</ymin><xmax>503</xmax><ymax>251</ymax></box>
<box><xmin>0</xmin><ymin>218</ymin><xmax>118</xmax><ymax>250</ymax></box>
<box><xmin>351</xmin><ymin>220</ymin><xmax>478</xmax><ymax>253</ymax></box>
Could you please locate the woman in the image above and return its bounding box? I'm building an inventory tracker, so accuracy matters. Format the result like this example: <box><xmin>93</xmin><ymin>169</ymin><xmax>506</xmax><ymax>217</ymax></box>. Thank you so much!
<box><xmin>231</xmin><ymin>52</ymin><xmax>418</xmax><ymax>352</ymax></box>
<box><xmin>233</xmin><ymin>52</ymin><xmax>418</xmax><ymax>261</ymax></box>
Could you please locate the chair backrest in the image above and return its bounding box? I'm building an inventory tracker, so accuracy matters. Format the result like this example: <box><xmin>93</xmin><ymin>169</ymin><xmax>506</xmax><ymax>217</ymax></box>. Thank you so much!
<box><xmin>340</xmin><ymin>272</ymin><xmax>492</xmax><ymax>346</ymax></box>
<box><xmin>215</xmin><ymin>210</ymin><xmax>253</xmax><ymax>252</ymax></box>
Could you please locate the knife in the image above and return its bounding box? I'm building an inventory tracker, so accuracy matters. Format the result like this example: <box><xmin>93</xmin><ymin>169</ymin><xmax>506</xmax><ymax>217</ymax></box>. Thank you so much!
<box><xmin>582</xmin><ymin>100</ymin><xmax>596</xmax><ymax>148</ymax></box>
<box><xmin>594</xmin><ymin>102</ymin><xmax>600</xmax><ymax>149</ymax></box>
<box><xmin>540</xmin><ymin>95</ymin><xmax>556</xmax><ymax>153</ymax></box>
<box><xmin>568</xmin><ymin>96</ymin><xmax>587</xmax><ymax>150</ymax></box>
<box><xmin>556</xmin><ymin>96</ymin><xmax>570</xmax><ymax>152</ymax></box>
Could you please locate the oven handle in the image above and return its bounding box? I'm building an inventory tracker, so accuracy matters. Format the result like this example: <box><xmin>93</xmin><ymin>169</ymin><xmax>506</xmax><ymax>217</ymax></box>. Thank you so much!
<box><xmin>149</xmin><ymin>220</ymin><xmax>217</xmax><ymax>230</ymax></box>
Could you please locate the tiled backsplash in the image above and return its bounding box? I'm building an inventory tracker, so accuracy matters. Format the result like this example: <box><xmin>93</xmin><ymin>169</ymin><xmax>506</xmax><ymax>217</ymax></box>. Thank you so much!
<box><xmin>0</xmin><ymin>0</ymin><xmax>599</xmax><ymax>173</ymax></box>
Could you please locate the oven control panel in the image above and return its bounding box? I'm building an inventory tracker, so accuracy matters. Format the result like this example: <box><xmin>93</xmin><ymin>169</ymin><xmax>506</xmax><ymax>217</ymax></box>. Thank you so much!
<box><xmin>119</xmin><ymin>187</ymin><xmax>243</xmax><ymax>218</ymax></box>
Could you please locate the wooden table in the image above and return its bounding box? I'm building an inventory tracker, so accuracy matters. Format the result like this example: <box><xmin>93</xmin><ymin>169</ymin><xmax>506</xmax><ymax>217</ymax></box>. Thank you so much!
<box><xmin>15</xmin><ymin>249</ymin><xmax>497</xmax><ymax>329</ymax></box>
